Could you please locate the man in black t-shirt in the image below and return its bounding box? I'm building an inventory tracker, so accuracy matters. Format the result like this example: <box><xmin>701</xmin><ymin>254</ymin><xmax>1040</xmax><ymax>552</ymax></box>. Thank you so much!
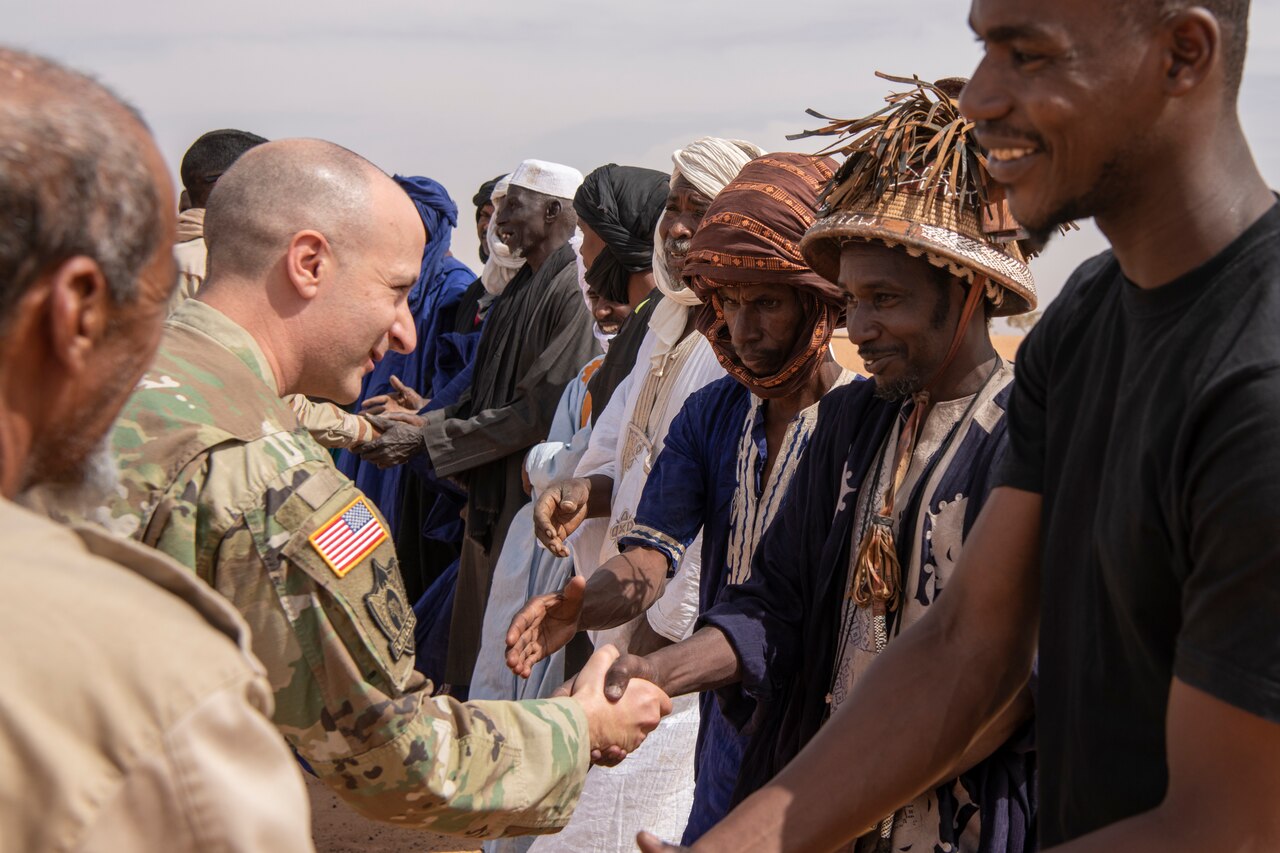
<box><xmin>640</xmin><ymin>1</ymin><xmax>1280</xmax><ymax>851</ymax></box>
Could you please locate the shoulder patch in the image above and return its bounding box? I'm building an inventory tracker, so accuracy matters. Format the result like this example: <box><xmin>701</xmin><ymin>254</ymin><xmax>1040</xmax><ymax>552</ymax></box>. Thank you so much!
<box><xmin>364</xmin><ymin>557</ymin><xmax>415</xmax><ymax>661</ymax></box>
<box><xmin>308</xmin><ymin>496</ymin><xmax>388</xmax><ymax>578</ymax></box>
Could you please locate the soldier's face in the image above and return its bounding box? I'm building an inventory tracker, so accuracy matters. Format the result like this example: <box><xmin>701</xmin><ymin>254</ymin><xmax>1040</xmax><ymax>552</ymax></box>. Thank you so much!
<box><xmin>305</xmin><ymin>180</ymin><xmax>422</xmax><ymax>404</ymax></box>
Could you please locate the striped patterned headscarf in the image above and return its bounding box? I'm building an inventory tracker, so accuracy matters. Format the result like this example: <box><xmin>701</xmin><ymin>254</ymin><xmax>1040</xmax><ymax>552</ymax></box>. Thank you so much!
<box><xmin>683</xmin><ymin>153</ymin><xmax>844</xmax><ymax>399</ymax></box>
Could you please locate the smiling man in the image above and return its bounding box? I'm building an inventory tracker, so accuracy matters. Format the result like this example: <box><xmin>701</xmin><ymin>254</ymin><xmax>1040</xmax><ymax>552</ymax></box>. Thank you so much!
<box><xmin>642</xmin><ymin>1</ymin><xmax>1280</xmax><ymax>852</ymax></box>
<box><xmin>634</xmin><ymin>77</ymin><xmax>1041</xmax><ymax>853</ymax></box>
<box><xmin>60</xmin><ymin>139</ymin><xmax>672</xmax><ymax>839</ymax></box>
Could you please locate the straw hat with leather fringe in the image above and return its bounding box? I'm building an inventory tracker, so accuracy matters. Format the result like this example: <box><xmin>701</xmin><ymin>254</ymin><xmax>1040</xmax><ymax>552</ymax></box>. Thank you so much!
<box><xmin>793</xmin><ymin>73</ymin><xmax>1039</xmax><ymax>317</ymax></box>
<box><xmin>792</xmin><ymin>78</ymin><xmax>1056</xmax><ymax>851</ymax></box>
<box><xmin>787</xmin><ymin>73</ymin><xmax>1050</xmax><ymax>626</ymax></box>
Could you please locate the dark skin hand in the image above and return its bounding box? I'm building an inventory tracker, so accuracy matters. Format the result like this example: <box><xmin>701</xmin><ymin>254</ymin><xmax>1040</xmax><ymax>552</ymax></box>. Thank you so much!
<box><xmin>636</xmin><ymin>832</ymin><xmax>688</xmax><ymax>852</ymax></box>
<box><xmin>359</xmin><ymin>412</ymin><xmax>425</xmax><ymax>468</ymax></box>
<box><xmin>361</xmin><ymin>374</ymin><xmax>426</xmax><ymax>416</ymax></box>
<box><xmin>642</xmin><ymin>488</ymin><xmax>1041</xmax><ymax>853</ymax></box>
<box><xmin>505</xmin><ymin>545</ymin><xmax>671</xmax><ymax>678</ymax></box>
<box><xmin>533</xmin><ymin>475</ymin><xmax>615</xmax><ymax>557</ymax></box>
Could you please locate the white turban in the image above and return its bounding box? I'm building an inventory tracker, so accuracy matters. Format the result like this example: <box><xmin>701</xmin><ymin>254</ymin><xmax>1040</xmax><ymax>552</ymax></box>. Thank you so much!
<box><xmin>652</xmin><ymin>137</ymin><xmax>767</xmax><ymax>307</ymax></box>
<box><xmin>507</xmin><ymin>158</ymin><xmax>584</xmax><ymax>201</ymax></box>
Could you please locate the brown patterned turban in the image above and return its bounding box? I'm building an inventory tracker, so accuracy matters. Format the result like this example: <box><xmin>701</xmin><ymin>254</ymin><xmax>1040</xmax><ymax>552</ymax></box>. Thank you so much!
<box><xmin>682</xmin><ymin>153</ymin><xmax>843</xmax><ymax>399</ymax></box>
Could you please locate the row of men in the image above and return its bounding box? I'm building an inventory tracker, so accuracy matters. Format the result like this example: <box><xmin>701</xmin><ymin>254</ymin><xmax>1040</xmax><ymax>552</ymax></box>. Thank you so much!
<box><xmin>5</xmin><ymin>0</ymin><xmax>1280</xmax><ymax>850</ymax></box>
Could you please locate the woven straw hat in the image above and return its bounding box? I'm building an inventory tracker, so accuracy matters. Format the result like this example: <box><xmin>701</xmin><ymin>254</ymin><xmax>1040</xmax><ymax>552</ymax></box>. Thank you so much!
<box><xmin>795</xmin><ymin>74</ymin><xmax>1037</xmax><ymax>317</ymax></box>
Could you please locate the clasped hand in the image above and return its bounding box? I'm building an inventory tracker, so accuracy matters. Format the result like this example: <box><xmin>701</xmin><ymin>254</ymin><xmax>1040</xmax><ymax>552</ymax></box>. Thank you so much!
<box><xmin>569</xmin><ymin>644</ymin><xmax>671</xmax><ymax>765</ymax></box>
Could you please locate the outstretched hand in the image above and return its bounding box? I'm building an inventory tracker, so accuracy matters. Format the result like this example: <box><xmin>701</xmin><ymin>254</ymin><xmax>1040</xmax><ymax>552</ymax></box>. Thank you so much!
<box><xmin>533</xmin><ymin>478</ymin><xmax>592</xmax><ymax>556</ymax></box>
<box><xmin>571</xmin><ymin>644</ymin><xmax>671</xmax><ymax>758</ymax></box>
<box><xmin>506</xmin><ymin>576</ymin><xmax>586</xmax><ymax>677</ymax></box>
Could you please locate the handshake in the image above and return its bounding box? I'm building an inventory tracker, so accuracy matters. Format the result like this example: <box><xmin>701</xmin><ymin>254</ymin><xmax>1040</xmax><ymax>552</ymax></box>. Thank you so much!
<box><xmin>507</xmin><ymin>575</ymin><xmax>668</xmax><ymax>765</ymax></box>
<box><xmin>565</xmin><ymin>643</ymin><xmax>671</xmax><ymax>765</ymax></box>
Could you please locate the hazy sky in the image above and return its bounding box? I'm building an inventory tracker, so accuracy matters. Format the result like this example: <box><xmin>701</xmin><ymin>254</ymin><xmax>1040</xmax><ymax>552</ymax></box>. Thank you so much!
<box><xmin>9</xmin><ymin>0</ymin><xmax>1279</xmax><ymax>326</ymax></box>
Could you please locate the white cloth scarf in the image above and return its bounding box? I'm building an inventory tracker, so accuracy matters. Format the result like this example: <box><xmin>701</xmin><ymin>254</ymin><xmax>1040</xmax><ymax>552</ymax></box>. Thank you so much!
<box><xmin>649</xmin><ymin>137</ymin><xmax>768</xmax><ymax>362</ymax></box>
<box><xmin>573</xmin><ymin>228</ymin><xmax>615</xmax><ymax>353</ymax></box>
<box><xmin>481</xmin><ymin>178</ymin><xmax>524</xmax><ymax>296</ymax></box>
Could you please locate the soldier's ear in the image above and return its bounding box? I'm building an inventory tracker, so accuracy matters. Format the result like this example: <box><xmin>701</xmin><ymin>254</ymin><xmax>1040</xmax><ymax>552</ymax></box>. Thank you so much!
<box><xmin>43</xmin><ymin>255</ymin><xmax>111</xmax><ymax>374</ymax></box>
<box><xmin>284</xmin><ymin>230</ymin><xmax>330</xmax><ymax>300</ymax></box>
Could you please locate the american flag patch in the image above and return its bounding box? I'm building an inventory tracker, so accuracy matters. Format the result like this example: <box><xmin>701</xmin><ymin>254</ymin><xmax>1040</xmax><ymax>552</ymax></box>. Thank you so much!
<box><xmin>308</xmin><ymin>496</ymin><xmax>388</xmax><ymax>578</ymax></box>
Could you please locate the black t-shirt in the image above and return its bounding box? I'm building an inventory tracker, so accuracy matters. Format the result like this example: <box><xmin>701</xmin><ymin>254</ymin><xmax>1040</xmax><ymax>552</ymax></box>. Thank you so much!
<box><xmin>998</xmin><ymin>203</ymin><xmax>1280</xmax><ymax>846</ymax></box>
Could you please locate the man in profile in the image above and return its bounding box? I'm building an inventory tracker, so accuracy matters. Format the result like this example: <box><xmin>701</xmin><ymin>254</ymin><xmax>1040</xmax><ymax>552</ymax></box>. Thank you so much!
<box><xmin>64</xmin><ymin>139</ymin><xmax>670</xmax><ymax>837</ymax></box>
<box><xmin>0</xmin><ymin>47</ymin><xmax>310</xmax><ymax>852</ymax></box>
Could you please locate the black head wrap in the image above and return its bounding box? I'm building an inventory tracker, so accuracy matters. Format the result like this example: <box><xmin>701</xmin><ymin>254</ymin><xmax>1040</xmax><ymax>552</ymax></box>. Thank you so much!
<box><xmin>573</xmin><ymin>164</ymin><xmax>670</xmax><ymax>303</ymax></box>
<box><xmin>473</xmin><ymin>174</ymin><xmax>505</xmax><ymax>220</ymax></box>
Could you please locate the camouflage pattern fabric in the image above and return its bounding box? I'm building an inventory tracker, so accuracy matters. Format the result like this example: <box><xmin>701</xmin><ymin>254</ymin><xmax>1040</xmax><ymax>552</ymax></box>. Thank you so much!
<box><xmin>80</xmin><ymin>300</ymin><xmax>589</xmax><ymax>837</ymax></box>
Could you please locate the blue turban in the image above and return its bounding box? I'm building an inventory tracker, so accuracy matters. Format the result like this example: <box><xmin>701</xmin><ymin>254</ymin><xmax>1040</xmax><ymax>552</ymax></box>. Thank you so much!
<box><xmin>336</xmin><ymin>175</ymin><xmax>476</xmax><ymax>535</ymax></box>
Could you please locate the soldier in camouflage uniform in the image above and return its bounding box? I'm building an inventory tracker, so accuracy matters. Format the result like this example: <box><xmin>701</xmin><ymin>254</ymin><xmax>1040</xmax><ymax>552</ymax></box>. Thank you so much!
<box><xmin>75</xmin><ymin>138</ymin><xmax>670</xmax><ymax>839</ymax></box>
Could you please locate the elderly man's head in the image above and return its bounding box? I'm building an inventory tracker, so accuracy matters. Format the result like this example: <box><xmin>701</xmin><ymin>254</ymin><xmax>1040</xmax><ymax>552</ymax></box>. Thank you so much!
<box><xmin>495</xmin><ymin>186</ymin><xmax>566</xmax><ymax>259</ymax></box>
<box><xmin>201</xmin><ymin>139</ymin><xmax>424</xmax><ymax>404</ymax></box>
<box><xmin>493</xmin><ymin>159</ymin><xmax>582</xmax><ymax>265</ymax></box>
<box><xmin>653</xmin><ymin>138</ymin><xmax>766</xmax><ymax>306</ymax></box>
<box><xmin>0</xmin><ymin>48</ymin><xmax>175</xmax><ymax>499</ymax></box>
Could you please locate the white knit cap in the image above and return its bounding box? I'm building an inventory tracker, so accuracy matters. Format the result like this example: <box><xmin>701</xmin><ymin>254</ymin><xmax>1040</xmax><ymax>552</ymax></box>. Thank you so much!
<box><xmin>507</xmin><ymin>159</ymin><xmax>584</xmax><ymax>201</ymax></box>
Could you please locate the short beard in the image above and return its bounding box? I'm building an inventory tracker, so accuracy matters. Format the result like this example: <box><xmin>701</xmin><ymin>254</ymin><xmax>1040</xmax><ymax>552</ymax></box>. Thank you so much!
<box><xmin>873</xmin><ymin>366</ymin><xmax>925</xmax><ymax>401</ymax></box>
<box><xmin>20</xmin><ymin>432</ymin><xmax>123</xmax><ymax>524</ymax></box>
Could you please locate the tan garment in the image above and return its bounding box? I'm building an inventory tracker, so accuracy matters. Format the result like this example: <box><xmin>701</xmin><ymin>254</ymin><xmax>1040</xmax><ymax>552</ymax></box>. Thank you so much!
<box><xmin>171</xmin><ymin>207</ymin><xmax>206</xmax><ymax>314</ymax></box>
<box><xmin>0</xmin><ymin>497</ymin><xmax>312</xmax><ymax>852</ymax></box>
<box><xmin>288</xmin><ymin>395</ymin><xmax>378</xmax><ymax>448</ymax></box>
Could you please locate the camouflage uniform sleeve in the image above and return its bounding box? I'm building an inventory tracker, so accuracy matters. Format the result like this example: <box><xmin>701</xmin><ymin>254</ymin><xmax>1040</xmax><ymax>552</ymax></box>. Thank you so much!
<box><xmin>286</xmin><ymin>396</ymin><xmax>376</xmax><ymax>449</ymax></box>
<box><xmin>203</xmin><ymin>459</ymin><xmax>590</xmax><ymax>836</ymax></box>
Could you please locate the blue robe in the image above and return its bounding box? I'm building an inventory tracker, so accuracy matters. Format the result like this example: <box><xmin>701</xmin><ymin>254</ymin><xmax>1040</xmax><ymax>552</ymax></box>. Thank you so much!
<box><xmin>621</xmin><ymin>375</ymin><xmax>848</xmax><ymax>843</ymax></box>
<box><xmin>700</xmin><ymin>378</ymin><xmax>1036</xmax><ymax>853</ymax></box>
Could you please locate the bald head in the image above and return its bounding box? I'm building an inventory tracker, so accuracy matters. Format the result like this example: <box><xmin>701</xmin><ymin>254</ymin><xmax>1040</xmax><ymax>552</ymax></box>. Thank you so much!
<box><xmin>198</xmin><ymin>138</ymin><xmax>424</xmax><ymax>403</ymax></box>
<box><xmin>204</xmin><ymin>138</ymin><xmax>400</xmax><ymax>282</ymax></box>
<box><xmin>0</xmin><ymin>48</ymin><xmax>165</xmax><ymax>329</ymax></box>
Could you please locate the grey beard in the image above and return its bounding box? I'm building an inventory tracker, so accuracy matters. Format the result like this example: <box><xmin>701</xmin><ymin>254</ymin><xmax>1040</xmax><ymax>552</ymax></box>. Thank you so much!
<box><xmin>20</xmin><ymin>434</ymin><xmax>123</xmax><ymax>524</ymax></box>
<box><xmin>664</xmin><ymin>237</ymin><xmax>692</xmax><ymax>285</ymax></box>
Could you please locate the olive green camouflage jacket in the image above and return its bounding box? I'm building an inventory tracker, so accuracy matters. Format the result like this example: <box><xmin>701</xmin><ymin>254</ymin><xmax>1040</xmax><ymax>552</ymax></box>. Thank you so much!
<box><xmin>82</xmin><ymin>300</ymin><xmax>589</xmax><ymax>837</ymax></box>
